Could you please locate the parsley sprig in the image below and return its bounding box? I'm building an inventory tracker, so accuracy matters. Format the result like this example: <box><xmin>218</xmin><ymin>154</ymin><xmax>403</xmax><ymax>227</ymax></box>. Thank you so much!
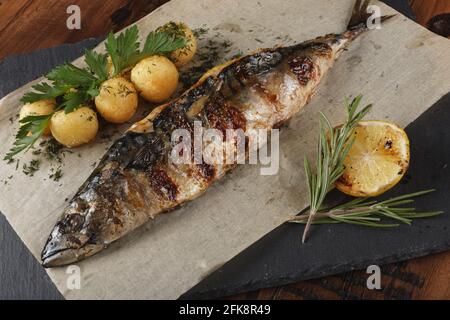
<box><xmin>106</xmin><ymin>26</ymin><xmax>187</xmax><ymax>76</ymax></box>
<box><xmin>141</xmin><ymin>30</ymin><xmax>187</xmax><ymax>57</ymax></box>
<box><xmin>5</xmin><ymin>24</ymin><xmax>187</xmax><ymax>160</ymax></box>
<box><xmin>6</xmin><ymin>115</ymin><xmax>52</xmax><ymax>160</ymax></box>
<box><xmin>84</xmin><ymin>49</ymin><xmax>109</xmax><ymax>82</ymax></box>
<box><xmin>21</xmin><ymin>83</ymin><xmax>70</xmax><ymax>104</ymax></box>
<box><xmin>105</xmin><ymin>26</ymin><xmax>141</xmax><ymax>77</ymax></box>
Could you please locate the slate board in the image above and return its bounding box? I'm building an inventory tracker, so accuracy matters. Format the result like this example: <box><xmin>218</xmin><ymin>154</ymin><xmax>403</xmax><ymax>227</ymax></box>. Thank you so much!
<box><xmin>1</xmin><ymin>2</ymin><xmax>448</xmax><ymax>300</ymax></box>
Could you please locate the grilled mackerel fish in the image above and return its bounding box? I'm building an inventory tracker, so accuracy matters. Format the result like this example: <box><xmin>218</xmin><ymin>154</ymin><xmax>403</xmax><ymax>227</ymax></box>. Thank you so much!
<box><xmin>42</xmin><ymin>1</ymin><xmax>392</xmax><ymax>267</ymax></box>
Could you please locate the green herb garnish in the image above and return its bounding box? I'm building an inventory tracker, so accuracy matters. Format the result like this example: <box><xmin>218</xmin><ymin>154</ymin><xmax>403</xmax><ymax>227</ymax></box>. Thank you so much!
<box><xmin>21</xmin><ymin>83</ymin><xmax>69</xmax><ymax>104</ymax></box>
<box><xmin>105</xmin><ymin>25</ymin><xmax>141</xmax><ymax>76</ymax></box>
<box><xmin>5</xmin><ymin>115</ymin><xmax>52</xmax><ymax>160</ymax></box>
<box><xmin>39</xmin><ymin>138</ymin><xmax>68</xmax><ymax>163</ymax></box>
<box><xmin>84</xmin><ymin>49</ymin><xmax>109</xmax><ymax>82</ymax></box>
<box><xmin>49</xmin><ymin>166</ymin><xmax>63</xmax><ymax>182</ymax></box>
<box><xmin>140</xmin><ymin>30</ymin><xmax>186</xmax><ymax>58</ymax></box>
<box><xmin>47</xmin><ymin>63</ymin><xmax>98</xmax><ymax>88</ymax></box>
<box><xmin>106</xmin><ymin>25</ymin><xmax>186</xmax><ymax>76</ymax></box>
<box><xmin>22</xmin><ymin>159</ymin><xmax>40</xmax><ymax>176</ymax></box>
<box><xmin>193</xmin><ymin>26</ymin><xmax>209</xmax><ymax>38</ymax></box>
<box><xmin>290</xmin><ymin>189</ymin><xmax>442</xmax><ymax>227</ymax></box>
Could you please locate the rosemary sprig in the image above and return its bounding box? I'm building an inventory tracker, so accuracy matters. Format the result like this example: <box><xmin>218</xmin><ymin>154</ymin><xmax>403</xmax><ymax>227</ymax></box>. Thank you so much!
<box><xmin>301</xmin><ymin>95</ymin><xmax>372</xmax><ymax>242</ymax></box>
<box><xmin>290</xmin><ymin>189</ymin><xmax>443</xmax><ymax>227</ymax></box>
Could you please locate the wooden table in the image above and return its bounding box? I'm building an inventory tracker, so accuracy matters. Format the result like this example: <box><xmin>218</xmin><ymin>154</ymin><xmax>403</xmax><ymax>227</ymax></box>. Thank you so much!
<box><xmin>0</xmin><ymin>0</ymin><xmax>449</xmax><ymax>299</ymax></box>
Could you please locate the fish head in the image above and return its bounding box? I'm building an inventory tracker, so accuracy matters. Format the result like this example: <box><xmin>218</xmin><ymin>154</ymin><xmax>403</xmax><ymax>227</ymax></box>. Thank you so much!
<box><xmin>41</xmin><ymin>204</ymin><xmax>105</xmax><ymax>268</ymax></box>
<box><xmin>41</xmin><ymin>155</ymin><xmax>146</xmax><ymax>268</ymax></box>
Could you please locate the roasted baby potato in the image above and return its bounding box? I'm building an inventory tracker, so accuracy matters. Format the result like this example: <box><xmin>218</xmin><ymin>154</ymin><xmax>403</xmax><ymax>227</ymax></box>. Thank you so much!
<box><xmin>130</xmin><ymin>56</ymin><xmax>179</xmax><ymax>103</ymax></box>
<box><xmin>50</xmin><ymin>106</ymin><xmax>98</xmax><ymax>147</ymax></box>
<box><xmin>95</xmin><ymin>77</ymin><xmax>138</xmax><ymax>123</ymax></box>
<box><xmin>159</xmin><ymin>21</ymin><xmax>197</xmax><ymax>67</ymax></box>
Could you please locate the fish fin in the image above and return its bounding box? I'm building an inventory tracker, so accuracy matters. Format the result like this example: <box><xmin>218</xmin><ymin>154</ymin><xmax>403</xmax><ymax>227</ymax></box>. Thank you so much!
<box><xmin>347</xmin><ymin>0</ymin><xmax>396</xmax><ymax>31</ymax></box>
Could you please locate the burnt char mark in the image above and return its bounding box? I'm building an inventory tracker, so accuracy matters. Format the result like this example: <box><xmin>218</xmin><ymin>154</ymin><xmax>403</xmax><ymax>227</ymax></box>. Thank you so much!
<box><xmin>186</xmin><ymin>77</ymin><xmax>215</xmax><ymax>102</ymax></box>
<box><xmin>105</xmin><ymin>132</ymin><xmax>149</xmax><ymax>164</ymax></box>
<box><xmin>112</xmin><ymin>216</ymin><xmax>123</xmax><ymax>226</ymax></box>
<box><xmin>74</xmin><ymin>133</ymin><xmax>146</xmax><ymax>197</ymax></box>
<box><xmin>337</xmin><ymin>175</ymin><xmax>351</xmax><ymax>187</ymax></box>
<box><xmin>197</xmin><ymin>163</ymin><xmax>216</xmax><ymax>182</ymax></box>
<box><xmin>127</xmin><ymin>132</ymin><xmax>166</xmax><ymax>171</ymax></box>
<box><xmin>148</xmin><ymin>167</ymin><xmax>178</xmax><ymax>201</ymax></box>
<box><xmin>154</xmin><ymin>107</ymin><xmax>194</xmax><ymax>134</ymax></box>
<box><xmin>230</xmin><ymin>50</ymin><xmax>283</xmax><ymax>83</ymax></box>
<box><xmin>58</xmin><ymin>213</ymin><xmax>85</xmax><ymax>234</ymax></box>
<box><xmin>176</xmin><ymin>77</ymin><xmax>216</xmax><ymax>113</ymax></box>
<box><xmin>288</xmin><ymin>56</ymin><xmax>316</xmax><ymax>86</ymax></box>
<box><xmin>203</xmin><ymin>94</ymin><xmax>247</xmax><ymax>135</ymax></box>
<box><xmin>153</xmin><ymin>77</ymin><xmax>216</xmax><ymax>129</ymax></box>
<box><xmin>309</xmin><ymin>42</ymin><xmax>332</xmax><ymax>57</ymax></box>
<box><xmin>153</xmin><ymin>103</ymin><xmax>194</xmax><ymax>138</ymax></box>
<box><xmin>67</xmin><ymin>235</ymin><xmax>82</xmax><ymax>246</ymax></box>
<box><xmin>289</xmin><ymin>38</ymin><xmax>334</xmax><ymax>55</ymax></box>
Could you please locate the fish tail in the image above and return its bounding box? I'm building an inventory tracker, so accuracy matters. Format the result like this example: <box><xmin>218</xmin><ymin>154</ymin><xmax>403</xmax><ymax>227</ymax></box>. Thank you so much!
<box><xmin>345</xmin><ymin>0</ymin><xmax>396</xmax><ymax>38</ymax></box>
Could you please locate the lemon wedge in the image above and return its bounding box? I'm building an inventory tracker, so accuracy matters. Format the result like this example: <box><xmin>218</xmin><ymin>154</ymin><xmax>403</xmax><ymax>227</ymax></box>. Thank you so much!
<box><xmin>336</xmin><ymin>121</ymin><xmax>410</xmax><ymax>197</ymax></box>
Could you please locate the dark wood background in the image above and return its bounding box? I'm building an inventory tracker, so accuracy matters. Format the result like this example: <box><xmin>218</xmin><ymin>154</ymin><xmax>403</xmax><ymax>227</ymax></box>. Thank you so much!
<box><xmin>0</xmin><ymin>0</ymin><xmax>449</xmax><ymax>299</ymax></box>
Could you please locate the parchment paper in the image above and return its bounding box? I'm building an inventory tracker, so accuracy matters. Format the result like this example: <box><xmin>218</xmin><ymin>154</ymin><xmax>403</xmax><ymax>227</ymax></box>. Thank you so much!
<box><xmin>1</xmin><ymin>0</ymin><xmax>449</xmax><ymax>299</ymax></box>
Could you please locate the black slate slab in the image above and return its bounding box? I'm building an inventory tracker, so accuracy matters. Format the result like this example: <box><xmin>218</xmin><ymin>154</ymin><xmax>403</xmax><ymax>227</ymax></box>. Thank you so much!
<box><xmin>0</xmin><ymin>1</ymin><xmax>447</xmax><ymax>300</ymax></box>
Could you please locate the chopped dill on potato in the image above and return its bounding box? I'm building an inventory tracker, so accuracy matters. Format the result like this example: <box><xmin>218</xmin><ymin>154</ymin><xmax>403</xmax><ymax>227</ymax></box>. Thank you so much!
<box><xmin>157</xmin><ymin>21</ymin><xmax>187</xmax><ymax>39</ymax></box>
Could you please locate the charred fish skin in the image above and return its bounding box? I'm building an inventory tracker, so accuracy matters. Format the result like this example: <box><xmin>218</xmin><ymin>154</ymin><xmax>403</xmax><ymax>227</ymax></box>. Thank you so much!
<box><xmin>42</xmin><ymin>1</ymin><xmax>390</xmax><ymax>267</ymax></box>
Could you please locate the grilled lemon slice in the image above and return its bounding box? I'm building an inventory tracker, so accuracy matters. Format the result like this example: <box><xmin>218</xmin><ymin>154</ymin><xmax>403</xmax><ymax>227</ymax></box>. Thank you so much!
<box><xmin>336</xmin><ymin>121</ymin><xmax>410</xmax><ymax>197</ymax></box>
